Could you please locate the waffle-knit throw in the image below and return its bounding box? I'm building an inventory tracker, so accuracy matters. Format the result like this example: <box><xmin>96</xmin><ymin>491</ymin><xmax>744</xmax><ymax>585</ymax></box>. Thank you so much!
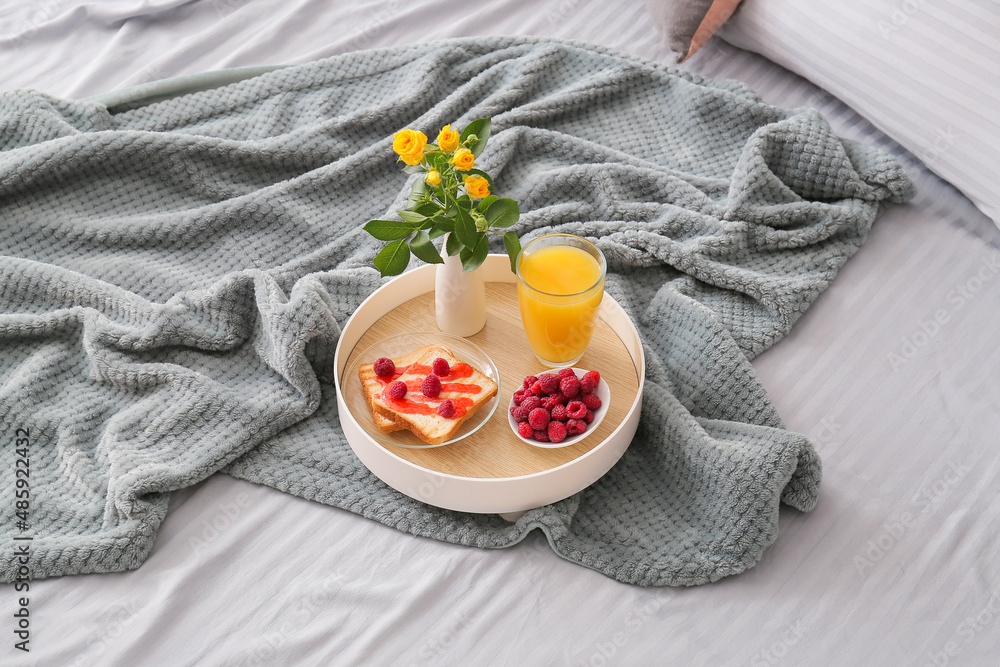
<box><xmin>0</xmin><ymin>37</ymin><xmax>913</xmax><ymax>586</ymax></box>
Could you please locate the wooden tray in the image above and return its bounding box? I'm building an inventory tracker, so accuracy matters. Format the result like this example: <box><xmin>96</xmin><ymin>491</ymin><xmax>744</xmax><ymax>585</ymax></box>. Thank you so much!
<box><xmin>334</xmin><ymin>255</ymin><xmax>645</xmax><ymax>515</ymax></box>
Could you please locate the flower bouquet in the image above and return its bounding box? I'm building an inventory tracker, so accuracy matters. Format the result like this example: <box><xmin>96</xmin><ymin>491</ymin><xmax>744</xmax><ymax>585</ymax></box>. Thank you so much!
<box><xmin>363</xmin><ymin>118</ymin><xmax>521</xmax><ymax>277</ymax></box>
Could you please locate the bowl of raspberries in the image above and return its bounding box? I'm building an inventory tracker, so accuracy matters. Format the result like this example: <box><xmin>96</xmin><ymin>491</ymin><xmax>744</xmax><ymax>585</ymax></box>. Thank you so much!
<box><xmin>507</xmin><ymin>367</ymin><xmax>609</xmax><ymax>448</ymax></box>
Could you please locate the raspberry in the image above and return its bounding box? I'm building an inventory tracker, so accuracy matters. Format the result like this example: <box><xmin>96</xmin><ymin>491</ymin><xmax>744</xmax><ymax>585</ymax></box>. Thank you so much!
<box><xmin>580</xmin><ymin>372</ymin><xmax>597</xmax><ymax>394</ymax></box>
<box><xmin>373</xmin><ymin>357</ymin><xmax>395</xmax><ymax>378</ymax></box>
<box><xmin>582</xmin><ymin>393</ymin><xmax>602</xmax><ymax>410</ymax></box>
<box><xmin>521</xmin><ymin>396</ymin><xmax>542</xmax><ymax>412</ymax></box>
<box><xmin>547</xmin><ymin>421</ymin><xmax>567</xmax><ymax>443</ymax></box>
<box><xmin>421</xmin><ymin>374</ymin><xmax>442</xmax><ymax>397</ymax></box>
<box><xmin>539</xmin><ymin>373</ymin><xmax>560</xmax><ymax>394</ymax></box>
<box><xmin>550</xmin><ymin>404</ymin><xmax>568</xmax><ymax>421</ymax></box>
<box><xmin>541</xmin><ymin>396</ymin><xmax>560</xmax><ymax>411</ymax></box>
<box><xmin>517</xmin><ymin>421</ymin><xmax>534</xmax><ymax>439</ymax></box>
<box><xmin>567</xmin><ymin>400</ymin><xmax>587</xmax><ymax>419</ymax></box>
<box><xmin>558</xmin><ymin>368</ymin><xmax>576</xmax><ymax>379</ymax></box>
<box><xmin>386</xmin><ymin>381</ymin><xmax>406</xmax><ymax>400</ymax></box>
<box><xmin>513</xmin><ymin>389</ymin><xmax>526</xmax><ymax>406</ymax></box>
<box><xmin>528</xmin><ymin>407</ymin><xmax>550</xmax><ymax>430</ymax></box>
<box><xmin>432</xmin><ymin>357</ymin><xmax>450</xmax><ymax>377</ymax></box>
<box><xmin>531</xmin><ymin>381</ymin><xmax>545</xmax><ymax>396</ymax></box>
<box><xmin>510</xmin><ymin>405</ymin><xmax>529</xmax><ymax>422</ymax></box>
<box><xmin>584</xmin><ymin>409</ymin><xmax>595</xmax><ymax>424</ymax></box>
<box><xmin>522</xmin><ymin>375</ymin><xmax>538</xmax><ymax>389</ymax></box>
<box><xmin>560</xmin><ymin>376</ymin><xmax>581</xmax><ymax>398</ymax></box>
<box><xmin>566</xmin><ymin>418</ymin><xmax>587</xmax><ymax>435</ymax></box>
<box><xmin>437</xmin><ymin>399</ymin><xmax>455</xmax><ymax>418</ymax></box>
<box><xmin>533</xmin><ymin>429</ymin><xmax>549</xmax><ymax>442</ymax></box>
<box><xmin>583</xmin><ymin>370</ymin><xmax>601</xmax><ymax>387</ymax></box>
<box><xmin>550</xmin><ymin>392</ymin><xmax>569</xmax><ymax>405</ymax></box>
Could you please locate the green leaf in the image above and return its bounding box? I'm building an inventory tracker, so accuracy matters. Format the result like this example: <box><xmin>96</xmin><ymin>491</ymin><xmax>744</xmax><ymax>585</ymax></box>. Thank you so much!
<box><xmin>460</xmin><ymin>232</ymin><xmax>490</xmax><ymax>272</ymax></box>
<box><xmin>363</xmin><ymin>219</ymin><xmax>415</xmax><ymax>241</ymax></box>
<box><xmin>373</xmin><ymin>239</ymin><xmax>410</xmax><ymax>277</ymax></box>
<box><xmin>425</xmin><ymin>152</ymin><xmax>446</xmax><ymax>171</ymax></box>
<box><xmin>460</xmin><ymin>118</ymin><xmax>492</xmax><ymax>158</ymax></box>
<box><xmin>413</xmin><ymin>201</ymin><xmax>442</xmax><ymax>218</ymax></box>
<box><xmin>457</xmin><ymin>194</ymin><xmax>472</xmax><ymax>210</ymax></box>
<box><xmin>408</xmin><ymin>230</ymin><xmax>443</xmax><ymax>264</ymax></box>
<box><xmin>453</xmin><ymin>205</ymin><xmax>478</xmax><ymax>249</ymax></box>
<box><xmin>460</xmin><ymin>233</ymin><xmax>490</xmax><ymax>271</ymax></box>
<box><xmin>484</xmin><ymin>198</ymin><xmax>519</xmax><ymax>228</ymax></box>
<box><xmin>402</xmin><ymin>165</ymin><xmax>423</xmax><ymax>175</ymax></box>
<box><xmin>398</xmin><ymin>210</ymin><xmax>427</xmax><ymax>224</ymax></box>
<box><xmin>503</xmin><ymin>231</ymin><xmax>521</xmax><ymax>274</ymax></box>
<box><xmin>406</xmin><ymin>179</ymin><xmax>427</xmax><ymax>208</ymax></box>
<box><xmin>428</xmin><ymin>216</ymin><xmax>454</xmax><ymax>238</ymax></box>
<box><xmin>477</xmin><ymin>195</ymin><xmax>498</xmax><ymax>213</ymax></box>
<box><xmin>446</xmin><ymin>230</ymin><xmax>463</xmax><ymax>257</ymax></box>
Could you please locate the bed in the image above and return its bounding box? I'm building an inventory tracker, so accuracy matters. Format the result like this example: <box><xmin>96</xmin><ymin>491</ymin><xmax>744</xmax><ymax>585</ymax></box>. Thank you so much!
<box><xmin>2</xmin><ymin>0</ymin><xmax>999</xmax><ymax>664</ymax></box>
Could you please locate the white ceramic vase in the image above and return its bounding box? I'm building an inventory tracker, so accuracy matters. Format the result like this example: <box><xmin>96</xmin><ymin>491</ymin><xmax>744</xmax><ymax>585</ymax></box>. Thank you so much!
<box><xmin>435</xmin><ymin>235</ymin><xmax>486</xmax><ymax>337</ymax></box>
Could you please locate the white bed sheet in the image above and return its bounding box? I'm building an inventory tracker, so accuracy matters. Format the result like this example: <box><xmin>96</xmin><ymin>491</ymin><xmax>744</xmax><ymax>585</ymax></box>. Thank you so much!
<box><xmin>2</xmin><ymin>1</ymin><xmax>999</xmax><ymax>665</ymax></box>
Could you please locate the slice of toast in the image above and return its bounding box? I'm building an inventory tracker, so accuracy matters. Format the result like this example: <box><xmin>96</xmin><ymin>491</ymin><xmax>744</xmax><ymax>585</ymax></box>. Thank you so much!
<box><xmin>358</xmin><ymin>346</ymin><xmax>430</xmax><ymax>434</ymax></box>
<box><xmin>358</xmin><ymin>344</ymin><xmax>498</xmax><ymax>446</ymax></box>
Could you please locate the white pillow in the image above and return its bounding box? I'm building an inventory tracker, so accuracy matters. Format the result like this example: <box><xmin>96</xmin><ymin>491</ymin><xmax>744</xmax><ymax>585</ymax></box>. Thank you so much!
<box><xmin>719</xmin><ymin>0</ymin><xmax>1000</xmax><ymax>227</ymax></box>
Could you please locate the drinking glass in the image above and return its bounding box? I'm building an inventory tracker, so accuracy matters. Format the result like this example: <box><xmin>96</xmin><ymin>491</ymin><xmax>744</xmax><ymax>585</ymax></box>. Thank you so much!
<box><xmin>516</xmin><ymin>234</ymin><xmax>606</xmax><ymax>368</ymax></box>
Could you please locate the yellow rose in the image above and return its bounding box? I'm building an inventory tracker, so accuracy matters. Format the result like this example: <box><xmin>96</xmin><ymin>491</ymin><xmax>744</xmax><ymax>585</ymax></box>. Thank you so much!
<box><xmin>392</xmin><ymin>129</ymin><xmax>427</xmax><ymax>166</ymax></box>
<box><xmin>437</xmin><ymin>124</ymin><xmax>460</xmax><ymax>152</ymax></box>
<box><xmin>464</xmin><ymin>175</ymin><xmax>490</xmax><ymax>199</ymax></box>
<box><xmin>425</xmin><ymin>169</ymin><xmax>442</xmax><ymax>187</ymax></box>
<box><xmin>449</xmin><ymin>147</ymin><xmax>475</xmax><ymax>171</ymax></box>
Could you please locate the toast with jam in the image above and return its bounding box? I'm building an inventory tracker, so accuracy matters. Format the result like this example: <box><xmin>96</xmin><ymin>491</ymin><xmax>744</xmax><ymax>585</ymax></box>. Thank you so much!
<box><xmin>358</xmin><ymin>344</ymin><xmax>498</xmax><ymax>445</ymax></box>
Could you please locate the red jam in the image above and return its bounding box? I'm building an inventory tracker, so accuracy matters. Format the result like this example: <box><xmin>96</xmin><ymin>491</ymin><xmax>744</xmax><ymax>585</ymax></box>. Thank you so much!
<box><xmin>376</xmin><ymin>362</ymin><xmax>482</xmax><ymax>418</ymax></box>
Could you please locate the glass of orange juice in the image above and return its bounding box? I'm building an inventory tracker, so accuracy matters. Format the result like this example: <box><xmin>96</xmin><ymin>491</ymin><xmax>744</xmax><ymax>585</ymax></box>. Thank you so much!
<box><xmin>516</xmin><ymin>234</ymin><xmax>607</xmax><ymax>367</ymax></box>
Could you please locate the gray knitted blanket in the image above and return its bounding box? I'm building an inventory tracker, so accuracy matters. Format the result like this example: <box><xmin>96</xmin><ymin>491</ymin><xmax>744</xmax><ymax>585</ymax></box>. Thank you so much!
<box><xmin>0</xmin><ymin>37</ymin><xmax>913</xmax><ymax>586</ymax></box>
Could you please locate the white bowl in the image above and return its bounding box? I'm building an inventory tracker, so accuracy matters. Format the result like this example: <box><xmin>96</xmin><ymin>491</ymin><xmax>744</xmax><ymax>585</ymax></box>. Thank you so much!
<box><xmin>507</xmin><ymin>367</ymin><xmax>611</xmax><ymax>449</ymax></box>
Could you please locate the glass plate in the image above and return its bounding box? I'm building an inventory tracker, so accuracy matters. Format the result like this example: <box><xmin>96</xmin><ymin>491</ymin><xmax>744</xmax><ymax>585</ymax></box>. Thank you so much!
<box><xmin>342</xmin><ymin>332</ymin><xmax>501</xmax><ymax>449</ymax></box>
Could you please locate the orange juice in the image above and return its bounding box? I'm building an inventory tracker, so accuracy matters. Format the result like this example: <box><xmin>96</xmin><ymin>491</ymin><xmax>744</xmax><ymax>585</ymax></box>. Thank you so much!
<box><xmin>517</xmin><ymin>242</ymin><xmax>605</xmax><ymax>366</ymax></box>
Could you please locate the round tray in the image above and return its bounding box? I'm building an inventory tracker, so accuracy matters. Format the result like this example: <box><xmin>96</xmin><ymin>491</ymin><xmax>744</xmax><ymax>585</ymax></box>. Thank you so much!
<box><xmin>334</xmin><ymin>255</ymin><xmax>645</xmax><ymax>515</ymax></box>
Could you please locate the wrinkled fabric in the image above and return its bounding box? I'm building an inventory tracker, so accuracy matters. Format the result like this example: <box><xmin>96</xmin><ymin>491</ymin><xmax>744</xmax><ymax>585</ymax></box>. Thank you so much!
<box><xmin>0</xmin><ymin>36</ymin><xmax>912</xmax><ymax>585</ymax></box>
